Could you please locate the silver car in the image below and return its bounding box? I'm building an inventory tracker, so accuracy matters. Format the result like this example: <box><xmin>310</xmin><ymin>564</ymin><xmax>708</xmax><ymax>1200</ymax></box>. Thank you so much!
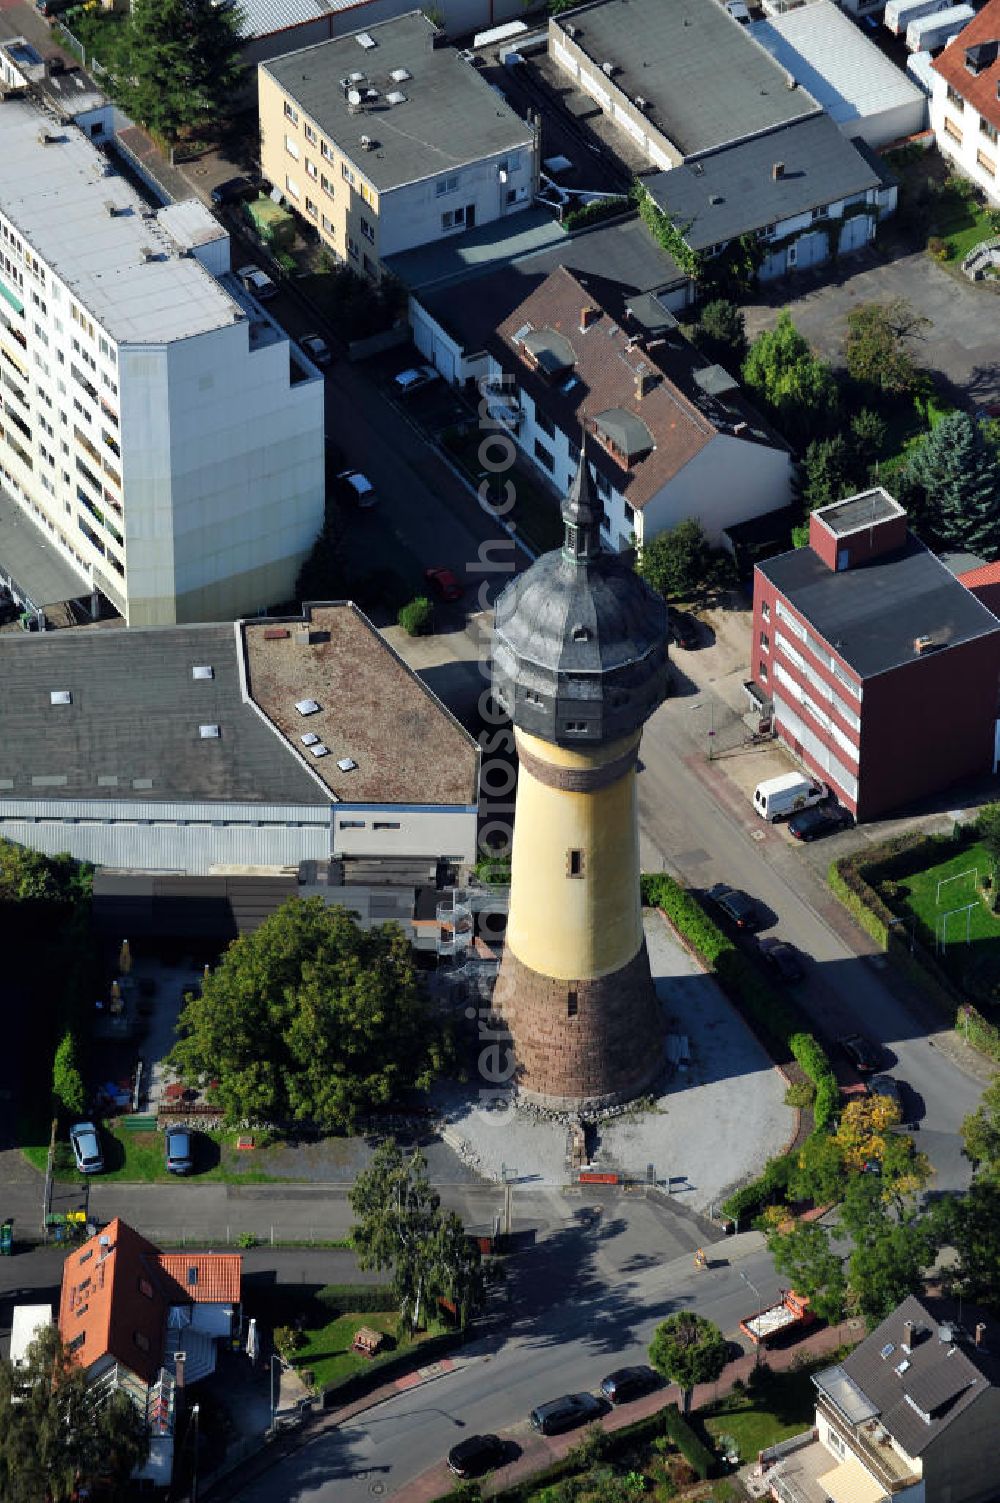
<box><xmin>70</xmin><ymin>1121</ymin><xmax>104</xmax><ymax>1174</ymax></box>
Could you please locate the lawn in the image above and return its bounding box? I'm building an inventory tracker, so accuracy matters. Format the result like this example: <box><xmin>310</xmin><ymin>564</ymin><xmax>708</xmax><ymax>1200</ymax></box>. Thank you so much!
<box><xmin>442</xmin><ymin>427</ymin><xmax>565</xmax><ymax>554</ymax></box>
<box><xmin>292</xmin><ymin>1309</ymin><xmax>404</xmax><ymax>1392</ymax></box>
<box><xmin>701</xmin><ymin>1365</ymin><xmax>819</xmax><ymax>1463</ymax></box>
<box><xmin>896</xmin><ymin>840</ymin><xmax>1000</xmax><ymax>999</ymax></box>
<box><xmin>22</xmin><ymin>1124</ymin><xmax>279</xmax><ymax>1185</ymax></box>
<box><xmin>930</xmin><ymin>189</ymin><xmax>996</xmax><ymax>265</ymax></box>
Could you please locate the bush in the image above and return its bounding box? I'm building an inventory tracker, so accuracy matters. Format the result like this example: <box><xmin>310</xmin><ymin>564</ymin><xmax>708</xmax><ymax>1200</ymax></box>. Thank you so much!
<box><xmin>315</xmin><ymin>1284</ymin><xmax>395</xmax><ymax>1317</ymax></box>
<box><xmin>927</xmin><ymin>236</ymin><xmax>951</xmax><ymax>262</ymax></box>
<box><xmin>661</xmin><ymin>1404</ymin><xmax>717</xmax><ymax>1480</ymax></box>
<box><xmin>720</xmin><ymin>1151</ymin><xmax>796</xmax><ymax>1225</ymax></box>
<box><xmin>562</xmin><ymin>196</ymin><xmax>628</xmax><ymax>232</ymax></box>
<box><xmin>789</xmin><ymin>1033</ymin><xmax>838</xmax><ymax>1130</ymax></box>
<box><xmin>397</xmin><ymin>596</ymin><xmax>434</xmax><ymax>636</ymax></box>
<box><xmin>274</xmin><ymin>1324</ymin><xmax>304</xmax><ymax>1359</ymax></box>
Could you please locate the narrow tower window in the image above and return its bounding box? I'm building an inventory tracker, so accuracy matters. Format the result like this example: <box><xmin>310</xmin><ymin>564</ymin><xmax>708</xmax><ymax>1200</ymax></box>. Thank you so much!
<box><xmin>567</xmin><ymin>989</ymin><xmax>579</xmax><ymax>1017</ymax></box>
<box><xmin>568</xmin><ymin>849</ymin><xmax>584</xmax><ymax>878</ymax></box>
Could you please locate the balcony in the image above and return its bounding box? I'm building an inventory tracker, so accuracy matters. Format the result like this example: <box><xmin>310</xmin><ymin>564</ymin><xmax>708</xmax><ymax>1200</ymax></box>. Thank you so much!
<box><xmin>815</xmin><ymin>1395</ymin><xmax>920</xmax><ymax>1492</ymax></box>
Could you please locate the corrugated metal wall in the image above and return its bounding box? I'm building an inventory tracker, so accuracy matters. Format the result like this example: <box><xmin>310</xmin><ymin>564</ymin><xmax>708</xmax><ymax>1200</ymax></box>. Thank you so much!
<box><xmin>0</xmin><ymin>819</ymin><xmax>330</xmax><ymax>874</ymax></box>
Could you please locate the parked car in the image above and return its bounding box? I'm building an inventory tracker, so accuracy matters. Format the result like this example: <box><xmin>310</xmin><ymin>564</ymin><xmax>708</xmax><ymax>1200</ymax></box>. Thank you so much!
<box><xmin>425</xmin><ymin>566</ymin><xmax>463</xmax><ymax>602</ymax></box>
<box><xmin>600</xmin><ymin>1367</ymin><xmax>657</xmax><ymax>1404</ymax></box>
<box><xmin>164</xmin><ymin>1126</ymin><xmax>194</xmax><ymax>1175</ymax></box>
<box><xmin>335</xmin><ymin>469</ymin><xmax>376</xmax><ymax>508</ymax></box>
<box><xmin>300</xmin><ymin>333</ymin><xmax>333</xmax><ymax>368</ymax></box>
<box><xmin>392</xmin><ymin>364</ymin><xmax>440</xmax><ymax>397</ymax></box>
<box><xmin>839</xmin><ymin>1034</ymin><xmax>882</xmax><ymax>1075</ymax></box>
<box><xmin>787</xmin><ymin>803</ymin><xmax>853</xmax><ymax>841</ymax></box>
<box><xmin>69</xmin><ymin>1122</ymin><xmax>104</xmax><ymax>1175</ymax></box>
<box><xmin>868</xmin><ymin>1074</ymin><xmax>903</xmax><ymax>1112</ymax></box>
<box><xmin>757</xmin><ymin>937</ymin><xmax>804</xmax><ymax>982</ymax></box>
<box><xmin>706</xmin><ymin>884</ymin><xmax>763</xmax><ymax>932</ymax></box>
<box><xmin>447</xmin><ymin>1434</ymin><xmax>506</xmax><ymax>1477</ymax></box>
<box><xmin>529</xmin><ymin>1393</ymin><xmax>602</xmax><ymax>1435</ymax></box>
<box><xmin>236</xmin><ymin>264</ymin><xmax>277</xmax><ymax>301</ymax></box>
<box><xmin>210</xmin><ymin>176</ymin><xmax>259</xmax><ymax>207</ymax></box>
<box><xmin>668</xmin><ymin>609</ymin><xmax>700</xmax><ymax>650</ymax></box>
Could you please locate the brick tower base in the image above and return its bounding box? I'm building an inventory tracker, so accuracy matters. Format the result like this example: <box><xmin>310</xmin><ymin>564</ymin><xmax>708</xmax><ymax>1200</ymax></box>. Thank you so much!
<box><xmin>494</xmin><ymin>942</ymin><xmax>664</xmax><ymax>1112</ymax></box>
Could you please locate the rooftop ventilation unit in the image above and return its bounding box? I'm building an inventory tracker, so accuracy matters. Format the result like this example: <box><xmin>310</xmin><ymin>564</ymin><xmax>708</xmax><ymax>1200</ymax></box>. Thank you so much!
<box><xmin>338</xmin><ymin>757</ymin><xmax>358</xmax><ymax>772</ymax></box>
<box><xmin>356</xmin><ymin>31</ymin><xmax>377</xmax><ymax>47</ymax></box>
<box><xmin>386</xmin><ymin>90</ymin><xmax>407</xmax><ymax>104</ymax></box>
<box><xmin>709</xmin><ymin>193</ymin><xmax>724</xmax><ymax>204</ymax></box>
<box><xmin>140</xmin><ymin>245</ymin><xmax>157</xmax><ymax>262</ymax></box>
<box><xmin>37</xmin><ymin>127</ymin><xmax>55</xmax><ymax>145</ymax></box>
<box><xmin>564</xmin><ymin>22</ymin><xmax>579</xmax><ymax>35</ymax></box>
<box><xmin>360</xmin><ymin>134</ymin><xmax>374</xmax><ymax>150</ymax></box>
<box><xmin>191</xmin><ymin>665</ymin><xmax>213</xmax><ymax>680</ymax></box>
<box><xmin>600</xmin><ymin>60</ymin><xmax>615</xmax><ymax>75</ymax></box>
<box><xmin>772</xmin><ymin>161</ymin><xmax>785</xmax><ymax>181</ymax></box>
<box><xmin>348</xmin><ymin>69</ymin><xmax>366</xmax><ymax>82</ymax></box>
<box><xmin>295</xmin><ymin>698</ymin><xmax>321</xmax><ymax>715</ymax></box>
<box><xmin>301</xmin><ymin>732</ymin><xmax>320</xmax><ymax>747</ymax></box>
<box><xmin>199</xmin><ymin>724</ymin><xmax>221</xmax><ymax>739</ymax></box>
<box><xmin>390</xmin><ymin>67</ymin><xmax>411</xmax><ymax>81</ymax></box>
<box><xmin>50</xmin><ymin>690</ymin><xmax>72</xmax><ymax>705</ymax></box>
<box><xmin>311</xmin><ymin>743</ymin><xmax>330</xmax><ymax>757</ymax></box>
<box><xmin>104</xmin><ymin>199</ymin><xmax>118</xmax><ymax>217</ymax></box>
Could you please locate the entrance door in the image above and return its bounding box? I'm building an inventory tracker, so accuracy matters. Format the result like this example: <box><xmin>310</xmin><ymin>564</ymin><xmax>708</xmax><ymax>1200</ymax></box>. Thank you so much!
<box><xmin>465</xmin><ymin>203</ymin><xmax>476</xmax><ymax>229</ymax></box>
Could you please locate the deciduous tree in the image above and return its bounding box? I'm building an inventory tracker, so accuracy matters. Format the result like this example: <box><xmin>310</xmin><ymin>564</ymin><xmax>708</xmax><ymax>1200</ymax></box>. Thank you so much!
<box><xmin>801</xmin><ymin>435</ymin><xmax>858</xmax><ymax>514</ymax></box>
<box><xmin>742</xmin><ymin>313</ymin><xmax>838</xmax><ymax>447</ymax></box>
<box><xmin>168</xmin><ymin>898</ymin><xmax>445</xmax><ymax>1129</ymax></box>
<box><xmin>105</xmin><ymin>0</ymin><xmax>246</xmax><ymax>145</ymax></box>
<box><xmin>960</xmin><ymin>1075</ymin><xmax>1000</xmax><ymax>1178</ymax></box>
<box><xmin>648</xmin><ymin>1312</ymin><xmax>727</xmax><ymax>1413</ymax></box>
<box><xmin>52</xmin><ymin>1030</ymin><xmax>86</xmax><ymax>1119</ymax></box>
<box><xmin>766</xmin><ymin>1221</ymin><xmax>847</xmax><ymax>1325</ymax></box>
<box><xmin>692</xmin><ymin>300</ymin><xmax>748</xmax><ymax>372</ymax></box>
<box><xmin>844</xmin><ymin>300</ymin><xmax>929</xmax><ymax>396</ymax></box>
<box><xmin>637</xmin><ymin>519</ymin><xmax>712</xmax><ymax>601</ymax></box>
<box><xmin>0</xmin><ymin>1326</ymin><xmax>148</xmax><ymax>1501</ymax></box>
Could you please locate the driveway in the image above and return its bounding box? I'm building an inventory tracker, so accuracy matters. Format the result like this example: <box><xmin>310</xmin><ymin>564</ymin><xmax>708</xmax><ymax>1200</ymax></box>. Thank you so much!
<box><xmin>744</xmin><ymin>246</ymin><xmax>1000</xmax><ymax>406</ymax></box>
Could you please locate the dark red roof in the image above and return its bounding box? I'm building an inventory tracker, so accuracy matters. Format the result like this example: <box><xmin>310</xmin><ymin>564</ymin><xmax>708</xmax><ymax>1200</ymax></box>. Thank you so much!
<box><xmin>932</xmin><ymin>3</ymin><xmax>1000</xmax><ymax>132</ymax></box>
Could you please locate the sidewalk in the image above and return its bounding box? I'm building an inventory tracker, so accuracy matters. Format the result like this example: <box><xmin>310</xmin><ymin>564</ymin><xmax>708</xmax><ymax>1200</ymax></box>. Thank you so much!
<box><xmin>391</xmin><ymin>1316</ymin><xmax>866</xmax><ymax>1503</ymax></box>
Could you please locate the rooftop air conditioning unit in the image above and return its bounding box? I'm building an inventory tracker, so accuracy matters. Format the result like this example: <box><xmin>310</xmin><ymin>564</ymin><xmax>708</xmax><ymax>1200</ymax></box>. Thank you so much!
<box><xmin>914</xmin><ymin>635</ymin><xmax>935</xmax><ymax>654</ymax></box>
<box><xmin>635</xmin><ymin>95</ymin><xmax>648</xmax><ymax>110</ymax></box>
<box><xmin>390</xmin><ymin>67</ymin><xmax>411</xmax><ymax>81</ymax></box>
<box><xmin>140</xmin><ymin>245</ymin><xmax>157</xmax><ymax>262</ymax></box>
<box><xmin>565</xmin><ymin>22</ymin><xmax>578</xmax><ymax>35</ymax></box>
<box><xmin>601</xmin><ymin>60</ymin><xmax>615</xmax><ymax>75</ymax></box>
<box><xmin>360</xmin><ymin>134</ymin><xmax>374</xmax><ymax>149</ymax></box>
<box><xmin>37</xmin><ymin>127</ymin><xmax>54</xmax><ymax>145</ymax></box>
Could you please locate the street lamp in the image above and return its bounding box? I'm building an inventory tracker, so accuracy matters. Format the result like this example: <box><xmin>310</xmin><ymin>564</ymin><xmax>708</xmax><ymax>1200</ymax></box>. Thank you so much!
<box><xmin>190</xmin><ymin>1403</ymin><xmax>200</xmax><ymax>1503</ymax></box>
<box><xmin>739</xmin><ymin>1269</ymin><xmax>763</xmax><ymax>1370</ymax></box>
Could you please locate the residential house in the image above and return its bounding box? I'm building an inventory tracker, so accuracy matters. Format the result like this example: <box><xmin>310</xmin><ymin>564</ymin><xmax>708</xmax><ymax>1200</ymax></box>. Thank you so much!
<box><xmin>0</xmin><ymin>601</ymin><xmax>480</xmax><ymax>872</ymax></box>
<box><xmin>58</xmin><ymin>1219</ymin><xmax>242</xmax><ymax>1486</ymax></box>
<box><xmin>751</xmin><ymin>490</ymin><xmax>1000</xmax><ymax>820</ymax></box>
<box><xmin>764</xmin><ymin>1294</ymin><xmax>1000</xmax><ymax>1503</ymax></box>
<box><xmin>258</xmin><ymin>12</ymin><xmax>538</xmax><ymax>280</ymax></box>
<box><xmin>930</xmin><ymin>2</ymin><xmax>1000</xmax><ymax>204</ymax></box>
<box><xmin>0</xmin><ymin>86</ymin><xmax>324</xmax><ymax>626</ymax></box>
<box><xmin>486</xmin><ymin>265</ymin><xmax>792</xmax><ymax>552</ymax></box>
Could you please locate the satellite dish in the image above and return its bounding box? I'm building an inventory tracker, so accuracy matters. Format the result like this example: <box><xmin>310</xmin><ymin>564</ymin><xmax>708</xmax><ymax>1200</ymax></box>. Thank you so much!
<box><xmin>347</xmin><ymin>88</ymin><xmax>362</xmax><ymax>105</ymax></box>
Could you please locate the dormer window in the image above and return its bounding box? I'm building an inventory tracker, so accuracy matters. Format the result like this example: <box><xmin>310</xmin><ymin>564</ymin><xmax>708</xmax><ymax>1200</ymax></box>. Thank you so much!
<box><xmin>592</xmin><ymin>408</ymin><xmax>653</xmax><ymax>467</ymax></box>
<box><xmin>515</xmin><ymin>326</ymin><xmax>576</xmax><ymax>383</ymax></box>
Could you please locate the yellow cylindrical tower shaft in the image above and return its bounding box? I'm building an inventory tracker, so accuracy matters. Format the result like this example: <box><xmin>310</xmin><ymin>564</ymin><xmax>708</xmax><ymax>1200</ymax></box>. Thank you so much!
<box><xmin>506</xmin><ymin>728</ymin><xmax>643</xmax><ymax>981</ymax></box>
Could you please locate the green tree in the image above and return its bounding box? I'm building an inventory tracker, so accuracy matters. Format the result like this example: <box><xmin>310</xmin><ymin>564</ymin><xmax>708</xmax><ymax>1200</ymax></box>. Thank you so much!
<box><xmin>168</xmin><ymin>898</ymin><xmax>445</xmax><ymax>1129</ymax></box>
<box><xmin>844</xmin><ymin>300</ymin><xmax>929</xmax><ymax>396</ymax></box>
<box><xmin>765</xmin><ymin>1221</ymin><xmax>848</xmax><ymax>1325</ymax></box>
<box><xmin>423</xmin><ymin>1209</ymin><xmax>486</xmax><ymax>1327</ymax></box>
<box><xmin>637</xmin><ymin>519</ymin><xmax>712</xmax><ymax>601</ymax></box>
<box><xmin>905</xmin><ymin>411</ymin><xmax>1000</xmax><ymax>554</ymax></box>
<box><xmin>648</xmin><ymin>1312</ymin><xmax>727</xmax><ymax>1413</ymax></box>
<box><xmin>106</xmin><ymin>0</ymin><xmax>246</xmax><ymax>146</ymax></box>
<box><xmin>960</xmin><ymin>1074</ymin><xmax>1000</xmax><ymax>1177</ymax></box>
<box><xmin>847</xmin><ymin>1214</ymin><xmax>936</xmax><ymax>1327</ymax></box>
<box><xmin>850</xmin><ymin>408</ymin><xmax>888</xmax><ymax>472</ymax></box>
<box><xmin>51</xmin><ymin>1030</ymin><xmax>86</xmax><ymax>1119</ymax></box>
<box><xmin>742</xmin><ymin>313</ymin><xmax>838</xmax><ymax>447</ymax></box>
<box><xmin>693</xmin><ymin>300</ymin><xmax>748</xmax><ymax>371</ymax></box>
<box><xmin>977</xmin><ymin>806</ymin><xmax>1000</xmax><ymax>884</ymax></box>
<box><xmin>930</xmin><ymin>1183</ymin><xmax>1000</xmax><ymax>1309</ymax></box>
<box><xmin>801</xmin><ymin>435</ymin><xmax>859</xmax><ymax>514</ymax></box>
<box><xmin>788</xmin><ymin>1130</ymin><xmax>847</xmax><ymax>1207</ymax></box>
<box><xmin>0</xmin><ymin>1326</ymin><xmax>148</xmax><ymax>1501</ymax></box>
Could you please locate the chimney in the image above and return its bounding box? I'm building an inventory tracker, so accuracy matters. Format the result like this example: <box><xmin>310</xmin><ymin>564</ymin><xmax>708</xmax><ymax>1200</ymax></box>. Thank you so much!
<box><xmin>635</xmin><ymin>368</ymin><xmax>655</xmax><ymax>399</ymax></box>
<box><xmin>772</xmin><ymin>161</ymin><xmax>785</xmax><ymax>181</ymax></box>
<box><xmin>976</xmin><ymin>1322</ymin><xmax>987</xmax><ymax>1348</ymax></box>
<box><xmin>580</xmin><ymin>306</ymin><xmax>600</xmax><ymax>332</ymax></box>
<box><xmin>902</xmin><ymin>1319</ymin><xmax>913</xmax><ymax>1353</ymax></box>
<box><xmin>914</xmin><ymin>635</ymin><xmax>934</xmax><ymax>655</ymax></box>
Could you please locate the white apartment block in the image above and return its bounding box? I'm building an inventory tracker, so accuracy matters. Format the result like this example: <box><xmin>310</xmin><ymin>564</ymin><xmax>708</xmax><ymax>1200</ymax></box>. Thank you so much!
<box><xmin>0</xmin><ymin>93</ymin><xmax>324</xmax><ymax>626</ymax></box>
<box><xmin>931</xmin><ymin>11</ymin><xmax>1000</xmax><ymax>206</ymax></box>
<box><xmin>259</xmin><ymin>11</ymin><xmax>538</xmax><ymax>279</ymax></box>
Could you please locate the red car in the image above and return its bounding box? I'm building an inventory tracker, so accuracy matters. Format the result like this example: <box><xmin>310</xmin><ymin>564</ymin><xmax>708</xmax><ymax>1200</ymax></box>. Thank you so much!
<box><xmin>425</xmin><ymin>566</ymin><xmax>463</xmax><ymax>602</ymax></box>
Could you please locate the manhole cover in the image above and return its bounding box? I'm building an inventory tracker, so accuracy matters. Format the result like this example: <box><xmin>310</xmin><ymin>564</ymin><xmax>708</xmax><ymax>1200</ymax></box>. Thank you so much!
<box><xmin>370</xmin><ymin>1483</ymin><xmax>386</xmax><ymax>1496</ymax></box>
<box><xmin>750</xmin><ymin>829</ymin><xmax>766</xmax><ymax>841</ymax></box>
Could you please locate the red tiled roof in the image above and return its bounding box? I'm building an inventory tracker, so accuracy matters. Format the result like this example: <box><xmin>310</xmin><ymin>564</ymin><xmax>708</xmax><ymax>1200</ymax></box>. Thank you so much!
<box><xmin>959</xmin><ymin>561</ymin><xmax>1000</xmax><ymax>589</ymax></box>
<box><xmin>156</xmin><ymin>1253</ymin><xmax>242</xmax><ymax>1305</ymax></box>
<box><xmin>58</xmin><ymin>1218</ymin><xmax>242</xmax><ymax>1385</ymax></box>
<box><xmin>931</xmin><ymin>3</ymin><xmax>1000</xmax><ymax>131</ymax></box>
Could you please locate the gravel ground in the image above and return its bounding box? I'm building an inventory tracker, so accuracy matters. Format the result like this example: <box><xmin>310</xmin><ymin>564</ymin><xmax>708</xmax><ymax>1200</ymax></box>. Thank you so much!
<box><xmin>434</xmin><ymin>912</ymin><xmax>794</xmax><ymax>1211</ymax></box>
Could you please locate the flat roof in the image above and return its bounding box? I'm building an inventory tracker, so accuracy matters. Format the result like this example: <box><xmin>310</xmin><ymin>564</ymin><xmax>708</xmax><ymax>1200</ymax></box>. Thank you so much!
<box><xmin>261</xmin><ymin>12</ymin><xmax>534</xmax><ymax>192</ymax></box>
<box><xmin>242</xmin><ymin>603</ymin><xmax>479</xmax><ymax>805</ymax></box>
<box><xmin>552</xmin><ymin>0</ymin><xmax>818</xmax><ymax>158</ymax></box>
<box><xmin>758</xmin><ymin>532</ymin><xmax>1000</xmax><ymax>680</ymax></box>
<box><xmin>814</xmin><ymin>488</ymin><xmax>905</xmax><ymax>537</ymax></box>
<box><xmin>0</xmin><ymin>490</ymin><xmax>88</xmax><ymax>609</ymax></box>
<box><xmin>0</xmin><ymin>98</ymin><xmax>242</xmax><ymax>345</ymax></box>
<box><xmin>644</xmin><ymin>114</ymin><xmax>880</xmax><ymax>250</ymax></box>
<box><xmin>403</xmin><ymin>215</ymin><xmax>687</xmax><ymax>354</ymax></box>
<box><xmin>752</xmin><ymin>0</ymin><xmax>925</xmax><ymax>128</ymax></box>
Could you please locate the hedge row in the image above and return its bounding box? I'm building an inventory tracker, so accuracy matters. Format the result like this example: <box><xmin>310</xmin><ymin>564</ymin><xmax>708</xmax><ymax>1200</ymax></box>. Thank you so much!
<box><xmin>314</xmin><ymin>1283</ymin><xmax>395</xmax><ymax>1316</ymax></box>
<box><xmin>719</xmin><ymin>1149</ymin><xmax>796</xmax><ymax>1226</ymax></box>
<box><xmin>662</xmin><ymin>1402</ymin><xmax>718</xmax><ymax>1480</ymax></box>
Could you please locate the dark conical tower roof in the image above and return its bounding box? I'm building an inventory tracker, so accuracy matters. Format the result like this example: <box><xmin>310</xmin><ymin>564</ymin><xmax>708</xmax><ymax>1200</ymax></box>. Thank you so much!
<box><xmin>493</xmin><ymin>452</ymin><xmax>669</xmax><ymax>746</ymax></box>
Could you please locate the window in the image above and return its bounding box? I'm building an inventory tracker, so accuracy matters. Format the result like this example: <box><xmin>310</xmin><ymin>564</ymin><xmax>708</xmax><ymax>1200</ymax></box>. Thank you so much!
<box><xmin>947</xmin><ymin>84</ymin><xmax>964</xmax><ymax>111</ymax></box>
<box><xmin>441</xmin><ymin>207</ymin><xmax>465</xmax><ymax>231</ymax></box>
<box><xmin>982</xmin><ymin>118</ymin><xmax>999</xmax><ymax>144</ymax></box>
<box><xmin>304</xmin><ymin>121</ymin><xmax>317</xmax><ymax>144</ymax></box>
<box><xmin>568</xmin><ymin>849</ymin><xmax>584</xmax><ymax>878</ymax></box>
<box><xmin>360</xmin><ymin>216</ymin><xmax>375</xmax><ymax>243</ymax></box>
<box><xmin>320</xmin><ymin>173</ymin><xmax>334</xmax><ymax>199</ymax></box>
<box><xmin>305</xmin><ymin>158</ymin><xmax>318</xmax><ymax>180</ymax></box>
<box><xmin>339</xmin><ymin>819</ymin><xmax>365</xmax><ymax>828</ymax></box>
<box><xmin>321</xmin><ymin>213</ymin><xmax>334</xmax><ymax>235</ymax></box>
<box><xmin>760</xmin><ymin>631</ymin><xmax>769</xmax><ymax>651</ymax></box>
<box><xmin>360</xmin><ymin>182</ymin><xmax>375</xmax><ymax>208</ymax></box>
<box><xmin>978</xmin><ymin>148</ymin><xmax>996</xmax><ymax>177</ymax></box>
<box><xmin>535</xmin><ymin>407</ymin><xmax>555</xmax><ymax>438</ymax></box>
<box><xmin>595</xmin><ymin>469</ymin><xmax>611</xmax><ymax>499</ymax></box>
<box><xmin>944</xmin><ymin>116</ymin><xmax>963</xmax><ymax>144</ymax></box>
<box><xmin>761</xmin><ymin>601</ymin><xmax>770</xmax><ymax>622</ymax></box>
<box><xmin>759</xmin><ymin>660</ymin><xmax>768</xmax><ymax>682</ymax></box>
<box><xmin>347</xmin><ymin>236</ymin><xmax>359</xmax><ymax>258</ymax></box>
<box><xmin>342</xmin><ymin>162</ymin><xmax>355</xmax><ymax>185</ymax></box>
<box><xmin>133</xmin><ymin>1331</ymin><xmax>151</xmax><ymax>1352</ymax></box>
<box><xmin>321</xmin><ymin>140</ymin><xmax>333</xmax><ymax>162</ymax></box>
<box><xmin>305</xmin><ymin>197</ymin><xmax>318</xmax><ymax>218</ymax></box>
<box><xmin>67</xmin><ymin>1333</ymin><xmax>85</xmax><ymax>1353</ymax></box>
<box><xmin>811</xmin><ymin>204</ymin><xmax>827</xmax><ymax>220</ymax></box>
<box><xmin>567</xmin><ymin>989</ymin><xmax>578</xmax><ymax>1017</ymax></box>
<box><xmin>363</xmin><ymin>253</ymin><xmax>375</xmax><ymax>277</ymax></box>
<box><xmin>568</xmin><ymin>439</ymin><xmax>581</xmax><ymax>468</ymax></box>
<box><xmin>436</xmin><ymin>174</ymin><xmax>459</xmax><ymax>196</ymax></box>
<box><xmin>534</xmin><ymin>437</ymin><xmax>554</xmax><ymax>471</ymax></box>
<box><xmin>373</xmin><ymin>820</ymin><xmax>401</xmax><ymax>830</ymax></box>
<box><xmin>285</xmin><ymin>176</ymin><xmax>300</xmax><ymax>201</ymax></box>
<box><xmin>285</xmin><ymin>135</ymin><xmax>300</xmax><ymax>160</ymax></box>
<box><xmin>284</xmin><ymin>100</ymin><xmax>299</xmax><ymax>124</ymax></box>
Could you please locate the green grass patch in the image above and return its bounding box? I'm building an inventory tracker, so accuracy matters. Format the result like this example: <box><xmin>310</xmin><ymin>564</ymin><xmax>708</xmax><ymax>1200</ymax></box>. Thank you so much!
<box><xmin>931</xmin><ymin>190</ymin><xmax>995</xmax><ymax>264</ymax></box>
<box><xmin>896</xmin><ymin>840</ymin><xmax>1000</xmax><ymax>996</ymax></box>
<box><xmin>293</xmin><ymin>1309</ymin><xmax>403</xmax><ymax>1391</ymax></box>
<box><xmin>21</xmin><ymin>1124</ymin><xmax>280</xmax><ymax>1185</ymax></box>
<box><xmin>702</xmin><ymin>1365</ymin><xmax>819</xmax><ymax>1463</ymax></box>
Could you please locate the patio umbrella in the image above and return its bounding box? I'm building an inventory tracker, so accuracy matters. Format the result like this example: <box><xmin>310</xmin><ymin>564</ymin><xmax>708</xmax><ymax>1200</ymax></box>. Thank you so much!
<box><xmin>119</xmin><ymin>939</ymin><xmax>132</xmax><ymax>975</ymax></box>
<box><xmin>246</xmin><ymin>1317</ymin><xmax>259</xmax><ymax>1363</ymax></box>
<box><xmin>110</xmin><ymin>979</ymin><xmax>122</xmax><ymax>1015</ymax></box>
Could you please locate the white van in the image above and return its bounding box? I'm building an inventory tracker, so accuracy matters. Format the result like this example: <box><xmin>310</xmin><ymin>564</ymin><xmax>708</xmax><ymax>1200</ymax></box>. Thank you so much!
<box><xmin>753</xmin><ymin>772</ymin><xmax>826</xmax><ymax>822</ymax></box>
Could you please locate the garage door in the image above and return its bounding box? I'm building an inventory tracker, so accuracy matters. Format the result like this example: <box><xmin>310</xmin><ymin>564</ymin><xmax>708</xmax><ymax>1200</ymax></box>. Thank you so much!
<box><xmin>789</xmin><ymin>230</ymin><xmax>829</xmax><ymax>270</ymax></box>
<box><xmin>839</xmin><ymin>214</ymin><xmax>872</xmax><ymax>255</ymax></box>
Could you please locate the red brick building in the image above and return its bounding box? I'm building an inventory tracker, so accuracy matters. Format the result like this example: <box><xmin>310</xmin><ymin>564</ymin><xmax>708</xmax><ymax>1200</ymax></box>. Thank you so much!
<box><xmin>751</xmin><ymin>490</ymin><xmax>1000</xmax><ymax>821</ymax></box>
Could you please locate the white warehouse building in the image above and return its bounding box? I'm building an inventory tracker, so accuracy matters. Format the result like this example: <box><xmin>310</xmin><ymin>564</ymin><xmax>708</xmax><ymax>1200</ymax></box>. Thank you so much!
<box><xmin>0</xmin><ymin>91</ymin><xmax>324</xmax><ymax>627</ymax></box>
<box><xmin>0</xmin><ymin>602</ymin><xmax>480</xmax><ymax>874</ymax></box>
